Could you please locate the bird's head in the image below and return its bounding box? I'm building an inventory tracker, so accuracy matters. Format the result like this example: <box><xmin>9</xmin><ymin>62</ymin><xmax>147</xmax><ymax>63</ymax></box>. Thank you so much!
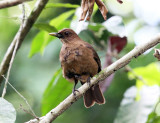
<box><xmin>49</xmin><ymin>28</ymin><xmax>79</xmax><ymax>43</ymax></box>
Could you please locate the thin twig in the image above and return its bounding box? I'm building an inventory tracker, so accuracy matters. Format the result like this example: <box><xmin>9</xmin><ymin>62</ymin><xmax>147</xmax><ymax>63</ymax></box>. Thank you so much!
<box><xmin>125</xmin><ymin>66</ymin><xmax>147</xmax><ymax>84</ymax></box>
<box><xmin>1</xmin><ymin>38</ymin><xmax>19</xmax><ymax>97</ymax></box>
<box><xmin>111</xmin><ymin>52</ymin><xmax>147</xmax><ymax>84</ymax></box>
<box><xmin>20</xmin><ymin>104</ymin><xmax>37</xmax><ymax>118</ymax></box>
<box><xmin>0</xmin><ymin>0</ymin><xmax>49</xmax><ymax>86</ymax></box>
<box><xmin>0</xmin><ymin>0</ymin><xmax>31</xmax><ymax>9</ymax></box>
<box><xmin>2</xmin><ymin>75</ymin><xmax>37</xmax><ymax>118</ymax></box>
<box><xmin>153</xmin><ymin>98</ymin><xmax>160</xmax><ymax>113</ymax></box>
<box><xmin>1</xmin><ymin>32</ymin><xmax>19</xmax><ymax>97</ymax></box>
<box><xmin>26</xmin><ymin>34</ymin><xmax>160</xmax><ymax>123</ymax></box>
<box><xmin>1</xmin><ymin>3</ymin><xmax>25</xmax><ymax>98</ymax></box>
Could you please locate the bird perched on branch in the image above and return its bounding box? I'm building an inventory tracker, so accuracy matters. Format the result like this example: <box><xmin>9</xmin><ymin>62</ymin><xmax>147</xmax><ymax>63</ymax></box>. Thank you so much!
<box><xmin>49</xmin><ymin>28</ymin><xmax>105</xmax><ymax>108</ymax></box>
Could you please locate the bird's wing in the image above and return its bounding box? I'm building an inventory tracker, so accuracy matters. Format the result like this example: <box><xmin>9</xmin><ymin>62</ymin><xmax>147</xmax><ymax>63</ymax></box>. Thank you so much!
<box><xmin>84</xmin><ymin>43</ymin><xmax>101</xmax><ymax>73</ymax></box>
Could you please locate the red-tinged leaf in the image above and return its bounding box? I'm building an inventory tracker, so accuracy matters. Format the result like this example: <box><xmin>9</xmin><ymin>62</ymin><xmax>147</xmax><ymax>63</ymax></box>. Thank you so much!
<box><xmin>117</xmin><ymin>0</ymin><xmax>123</xmax><ymax>4</ymax></box>
<box><xmin>109</xmin><ymin>36</ymin><xmax>127</xmax><ymax>53</ymax></box>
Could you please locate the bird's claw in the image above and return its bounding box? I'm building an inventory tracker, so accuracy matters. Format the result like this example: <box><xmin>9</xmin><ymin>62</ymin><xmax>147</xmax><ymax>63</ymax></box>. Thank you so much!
<box><xmin>72</xmin><ymin>89</ymin><xmax>79</xmax><ymax>96</ymax></box>
<box><xmin>72</xmin><ymin>89</ymin><xmax>79</xmax><ymax>101</ymax></box>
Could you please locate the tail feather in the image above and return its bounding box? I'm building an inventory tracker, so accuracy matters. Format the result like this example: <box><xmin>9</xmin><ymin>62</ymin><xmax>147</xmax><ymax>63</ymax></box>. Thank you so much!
<box><xmin>83</xmin><ymin>88</ymin><xmax>95</xmax><ymax>108</ymax></box>
<box><xmin>83</xmin><ymin>84</ymin><xmax>105</xmax><ymax>108</ymax></box>
<box><xmin>92</xmin><ymin>84</ymin><xmax>105</xmax><ymax>104</ymax></box>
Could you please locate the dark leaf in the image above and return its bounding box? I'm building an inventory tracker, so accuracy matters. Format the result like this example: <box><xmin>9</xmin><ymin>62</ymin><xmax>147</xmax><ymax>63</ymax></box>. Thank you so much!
<box><xmin>79</xmin><ymin>30</ymin><xmax>103</xmax><ymax>48</ymax></box>
<box><xmin>100</xmin><ymin>29</ymin><xmax>111</xmax><ymax>42</ymax></box>
<box><xmin>117</xmin><ymin>0</ymin><xmax>123</xmax><ymax>4</ymax></box>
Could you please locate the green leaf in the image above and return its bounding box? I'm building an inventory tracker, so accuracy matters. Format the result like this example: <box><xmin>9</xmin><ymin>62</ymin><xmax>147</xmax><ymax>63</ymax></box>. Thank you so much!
<box><xmin>41</xmin><ymin>69</ymin><xmax>73</xmax><ymax>115</ymax></box>
<box><xmin>128</xmin><ymin>63</ymin><xmax>160</xmax><ymax>89</ymax></box>
<box><xmin>88</xmin><ymin>23</ymin><xmax>111</xmax><ymax>43</ymax></box>
<box><xmin>114</xmin><ymin>86</ymin><xmax>160</xmax><ymax>123</ymax></box>
<box><xmin>34</xmin><ymin>23</ymin><xmax>57</xmax><ymax>32</ymax></box>
<box><xmin>92</xmin><ymin>2</ymin><xmax>98</xmax><ymax>16</ymax></box>
<box><xmin>45</xmin><ymin>3</ymin><xmax>79</xmax><ymax>9</ymax></box>
<box><xmin>28</xmin><ymin>31</ymin><xmax>53</xmax><ymax>57</ymax></box>
<box><xmin>0</xmin><ymin>98</ymin><xmax>16</xmax><ymax>123</ymax></box>
<box><xmin>155</xmin><ymin>102</ymin><xmax>160</xmax><ymax>116</ymax></box>
<box><xmin>29</xmin><ymin>10</ymin><xmax>75</xmax><ymax>57</ymax></box>
<box><xmin>128</xmin><ymin>63</ymin><xmax>160</xmax><ymax>100</ymax></box>
<box><xmin>146</xmin><ymin>112</ymin><xmax>160</xmax><ymax>123</ymax></box>
<box><xmin>58</xmin><ymin>20</ymin><xmax>71</xmax><ymax>30</ymax></box>
<box><xmin>79</xmin><ymin>30</ymin><xmax>103</xmax><ymax>48</ymax></box>
<box><xmin>50</xmin><ymin>10</ymin><xmax>75</xmax><ymax>29</ymax></box>
<box><xmin>88</xmin><ymin>23</ymin><xmax>104</xmax><ymax>32</ymax></box>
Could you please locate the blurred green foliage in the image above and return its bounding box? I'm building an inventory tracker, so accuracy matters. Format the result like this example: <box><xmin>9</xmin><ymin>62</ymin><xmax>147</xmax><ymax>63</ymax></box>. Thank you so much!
<box><xmin>147</xmin><ymin>112</ymin><xmax>160</xmax><ymax>123</ymax></box>
<box><xmin>45</xmin><ymin>3</ymin><xmax>79</xmax><ymax>9</ymax></box>
<box><xmin>42</xmin><ymin>69</ymin><xmax>72</xmax><ymax>115</ymax></box>
<box><xmin>128</xmin><ymin>63</ymin><xmax>160</xmax><ymax>89</ymax></box>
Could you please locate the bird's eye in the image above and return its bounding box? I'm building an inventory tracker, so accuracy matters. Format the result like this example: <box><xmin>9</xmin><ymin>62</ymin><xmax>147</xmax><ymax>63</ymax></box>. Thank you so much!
<box><xmin>64</xmin><ymin>32</ymin><xmax>69</xmax><ymax>36</ymax></box>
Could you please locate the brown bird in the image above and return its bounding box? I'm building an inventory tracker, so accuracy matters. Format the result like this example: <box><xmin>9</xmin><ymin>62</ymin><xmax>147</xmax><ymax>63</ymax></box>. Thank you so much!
<box><xmin>49</xmin><ymin>28</ymin><xmax>105</xmax><ymax>108</ymax></box>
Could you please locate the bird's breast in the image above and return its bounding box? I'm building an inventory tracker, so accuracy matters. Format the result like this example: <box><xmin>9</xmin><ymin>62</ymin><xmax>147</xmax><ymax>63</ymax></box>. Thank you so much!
<box><xmin>60</xmin><ymin>47</ymin><xmax>83</xmax><ymax>64</ymax></box>
<box><xmin>59</xmin><ymin>43</ymin><xmax>99</xmax><ymax>79</ymax></box>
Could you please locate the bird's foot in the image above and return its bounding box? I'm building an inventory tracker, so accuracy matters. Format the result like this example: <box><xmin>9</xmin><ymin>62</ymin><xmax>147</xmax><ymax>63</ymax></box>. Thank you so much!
<box><xmin>72</xmin><ymin>89</ymin><xmax>79</xmax><ymax>96</ymax></box>
<box><xmin>72</xmin><ymin>89</ymin><xmax>79</xmax><ymax>101</ymax></box>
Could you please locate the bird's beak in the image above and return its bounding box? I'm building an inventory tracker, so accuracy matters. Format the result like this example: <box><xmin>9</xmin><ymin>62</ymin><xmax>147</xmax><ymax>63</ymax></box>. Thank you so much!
<box><xmin>49</xmin><ymin>32</ymin><xmax>57</xmax><ymax>36</ymax></box>
<box><xmin>49</xmin><ymin>32</ymin><xmax>63</xmax><ymax>38</ymax></box>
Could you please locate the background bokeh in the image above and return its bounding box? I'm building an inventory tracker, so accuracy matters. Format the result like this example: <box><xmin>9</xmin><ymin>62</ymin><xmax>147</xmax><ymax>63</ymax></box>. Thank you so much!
<box><xmin>0</xmin><ymin>0</ymin><xmax>160</xmax><ymax>123</ymax></box>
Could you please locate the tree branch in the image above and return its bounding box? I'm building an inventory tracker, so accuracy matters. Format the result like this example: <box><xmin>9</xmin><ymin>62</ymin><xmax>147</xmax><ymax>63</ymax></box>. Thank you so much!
<box><xmin>1</xmin><ymin>3</ymin><xmax>25</xmax><ymax>98</ymax></box>
<box><xmin>0</xmin><ymin>0</ymin><xmax>31</xmax><ymax>9</ymax></box>
<box><xmin>0</xmin><ymin>0</ymin><xmax>49</xmax><ymax>86</ymax></box>
<box><xmin>26</xmin><ymin>34</ymin><xmax>160</xmax><ymax>123</ymax></box>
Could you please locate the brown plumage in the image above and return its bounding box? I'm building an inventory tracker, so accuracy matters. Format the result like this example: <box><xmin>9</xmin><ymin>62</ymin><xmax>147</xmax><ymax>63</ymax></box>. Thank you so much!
<box><xmin>49</xmin><ymin>28</ymin><xmax>105</xmax><ymax>108</ymax></box>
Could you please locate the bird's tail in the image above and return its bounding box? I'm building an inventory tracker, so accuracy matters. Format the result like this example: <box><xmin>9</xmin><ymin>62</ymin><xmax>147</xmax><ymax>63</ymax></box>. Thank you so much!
<box><xmin>83</xmin><ymin>84</ymin><xmax>105</xmax><ymax>108</ymax></box>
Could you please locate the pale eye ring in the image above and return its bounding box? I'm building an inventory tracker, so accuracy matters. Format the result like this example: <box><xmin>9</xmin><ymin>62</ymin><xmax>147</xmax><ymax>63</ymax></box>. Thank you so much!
<box><xmin>64</xmin><ymin>32</ymin><xmax>69</xmax><ymax>36</ymax></box>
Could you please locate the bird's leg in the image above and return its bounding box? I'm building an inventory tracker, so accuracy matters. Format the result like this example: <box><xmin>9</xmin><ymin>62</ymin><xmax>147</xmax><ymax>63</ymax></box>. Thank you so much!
<box><xmin>74</xmin><ymin>74</ymin><xmax>80</xmax><ymax>79</ymax></box>
<box><xmin>87</xmin><ymin>77</ymin><xmax>91</xmax><ymax>87</ymax></box>
<box><xmin>72</xmin><ymin>79</ymin><xmax>79</xmax><ymax>96</ymax></box>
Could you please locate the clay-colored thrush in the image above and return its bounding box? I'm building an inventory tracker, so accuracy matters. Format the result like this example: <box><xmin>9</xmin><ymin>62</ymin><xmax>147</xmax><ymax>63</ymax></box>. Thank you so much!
<box><xmin>49</xmin><ymin>28</ymin><xmax>105</xmax><ymax>108</ymax></box>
